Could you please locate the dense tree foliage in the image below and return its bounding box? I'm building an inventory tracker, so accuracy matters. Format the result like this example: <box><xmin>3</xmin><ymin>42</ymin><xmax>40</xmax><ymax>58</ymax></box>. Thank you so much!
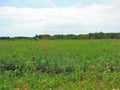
<box><xmin>0</xmin><ymin>37</ymin><xmax>10</xmax><ymax>40</ymax></box>
<box><xmin>13</xmin><ymin>37</ymin><xmax>32</xmax><ymax>39</ymax></box>
<box><xmin>33</xmin><ymin>32</ymin><xmax>120</xmax><ymax>40</ymax></box>
<box><xmin>0</xmin><ymin>32</ymin><xmax>120</xmax><ymax>40</ymax></box>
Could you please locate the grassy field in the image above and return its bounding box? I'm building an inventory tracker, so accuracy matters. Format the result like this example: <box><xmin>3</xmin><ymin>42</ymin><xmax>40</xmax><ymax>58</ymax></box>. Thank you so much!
<box><xmin>0</xmin><ymin>40</ymin><xmax>120</xmax><ymax>90</ymax></box>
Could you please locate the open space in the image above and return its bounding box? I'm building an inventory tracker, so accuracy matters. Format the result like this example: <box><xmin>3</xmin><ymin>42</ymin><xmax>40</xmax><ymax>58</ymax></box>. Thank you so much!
<box><xmin>0</xmin><ymin>40</ymin><xmax>120</xmax><ymax>90</ymax></box>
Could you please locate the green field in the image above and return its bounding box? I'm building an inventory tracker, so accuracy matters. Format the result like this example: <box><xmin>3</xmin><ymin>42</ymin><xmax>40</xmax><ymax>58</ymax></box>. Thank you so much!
<box><xmin>0</xmin><ymin>40</ymin><xmax>120</xmax><ymax>90</ymax></box>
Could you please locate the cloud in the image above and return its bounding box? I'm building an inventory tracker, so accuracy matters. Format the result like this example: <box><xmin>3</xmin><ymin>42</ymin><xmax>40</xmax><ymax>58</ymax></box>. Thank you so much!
<box><xmin>0</xmin><ymin>0</ymin><xmax>120</xmax><ymax>36</ymax></box>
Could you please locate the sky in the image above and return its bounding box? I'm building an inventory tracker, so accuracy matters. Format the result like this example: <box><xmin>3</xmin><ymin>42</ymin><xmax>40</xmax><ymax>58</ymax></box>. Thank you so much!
<box><xmin>0</xmin><ymin>0</ymin><xmax>120</xmax><ymax>36</ymax></box>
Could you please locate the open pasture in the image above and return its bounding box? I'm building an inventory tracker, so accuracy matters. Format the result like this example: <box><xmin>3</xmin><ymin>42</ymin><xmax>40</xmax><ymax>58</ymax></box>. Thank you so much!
<box><xmin>0</xmin><ymin>40</ymin><xmax>120</xmax><ymax>90</ymax></box>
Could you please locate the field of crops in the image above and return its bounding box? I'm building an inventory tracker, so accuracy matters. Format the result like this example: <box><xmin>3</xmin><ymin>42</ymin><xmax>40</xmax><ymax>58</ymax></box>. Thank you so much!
<box><xmin>0</xmin><ymin>40</ymin><xmax>120</xmax><ymax>90</ymax></box>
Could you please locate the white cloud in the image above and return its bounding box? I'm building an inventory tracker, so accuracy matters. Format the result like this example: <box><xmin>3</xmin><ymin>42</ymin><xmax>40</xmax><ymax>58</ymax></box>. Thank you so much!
<box><xmin>0</xmin><ymin>0</ymin><xmax>120</xmax><ymax>36</ymax></box>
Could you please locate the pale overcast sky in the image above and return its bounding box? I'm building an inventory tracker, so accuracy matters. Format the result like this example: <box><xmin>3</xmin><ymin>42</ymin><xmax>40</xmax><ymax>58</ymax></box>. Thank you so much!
<box><xmin>0</xmin><ymin>0</ymin><xmax>120</xmax><ymax>36</ymax></box>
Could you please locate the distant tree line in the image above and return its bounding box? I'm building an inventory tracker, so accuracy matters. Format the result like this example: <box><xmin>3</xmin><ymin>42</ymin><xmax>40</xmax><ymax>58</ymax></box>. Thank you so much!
<box><xmin>0</xmin><ymin>32</ymin><xmax>120</xmax><ymax>40</ymax></box>
<box><xmin>33</xmin><ymin>32</ymin><xmax>120</xmax><ymax>40</ymax></box>
<box><xmin>12</xmin><ymin>37</ymin><xmax>32</xmax><ymax>39</ymax></box>
<box><xmin>0</xmin><ymin>37</ymin><xmax>10</xmax><ymax>40</ymax></box>
<box><xmin>0</xmin><ymin>36</ymin><xmax>31</xmax><ymax>40</ymax></box>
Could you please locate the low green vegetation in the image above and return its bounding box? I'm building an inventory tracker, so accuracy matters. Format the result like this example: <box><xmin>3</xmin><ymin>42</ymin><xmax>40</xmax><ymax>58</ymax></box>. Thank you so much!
<box><xmin>0</xmin><ymin>40</ymin><xmax>120</xmax><ymax>90</ymax></box>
